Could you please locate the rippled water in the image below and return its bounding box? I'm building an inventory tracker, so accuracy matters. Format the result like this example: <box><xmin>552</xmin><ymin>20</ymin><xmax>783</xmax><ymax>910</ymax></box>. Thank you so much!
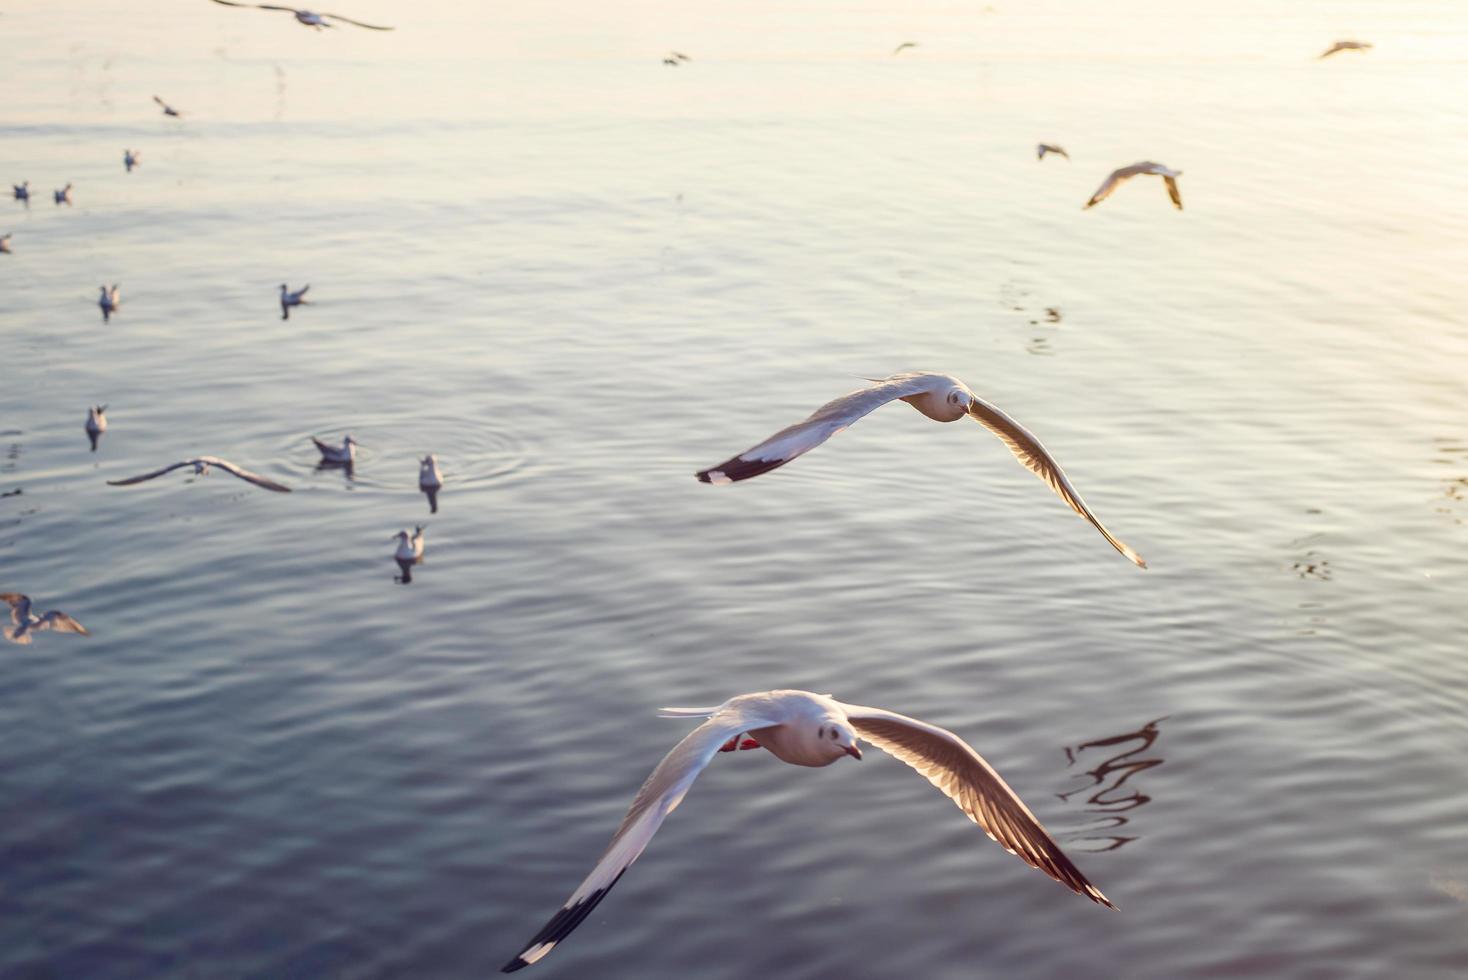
<box><xmin>5</xmin><ymin>0</ymin><xmax>1468</xmax><ymax>976</ymax></box>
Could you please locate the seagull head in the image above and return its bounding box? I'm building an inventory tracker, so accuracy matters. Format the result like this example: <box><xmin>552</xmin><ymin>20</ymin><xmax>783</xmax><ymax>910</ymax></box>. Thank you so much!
<box><xmin>944</xmin><ymin>384</ymin><xmax>974</xmax><ymax>413</ymax></box>
<box><xmin>816</xmin><ymin>721</ymin><xmax>862</xmax><ymax>761</ymax></box>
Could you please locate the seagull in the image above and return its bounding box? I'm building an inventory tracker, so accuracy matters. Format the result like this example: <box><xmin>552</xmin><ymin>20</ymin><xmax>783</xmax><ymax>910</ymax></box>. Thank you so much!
<box><xmin>280</xmin><ymin>283</ymin><xmax>309</xmax><ymax>320</ymax></box>
<box><xmin>893</xmin><ymin>41</ymin><xmax>917</xmax><ymax>55</ymax></box>
<box><xmin>124</xmin><ymin>149</ymin><xmax>139</xmax><ymax>172</ymax></box>
<box><xmin>53</xmin><ymin>183</ymin><xmax>72</xmax><ymax>206</ymax></box>
<box><xmin>1319</xmin><ymin>40</ymin><xmax>1372</xmax><ymax>59</ymax></box>
<box><xmin>1084</xmin><ymin>161</ymin><xmax>1182</xmax><ymax>211</ymax></box>
<box><xmin>1037</xmin><ymin>143</ymin><xmax>1069</xmax><ymax>161</ymax></box>
<box><xmin>108</xmin><ymin>456</ymin><xmax>291</xmax><ymax>492</ymax></box>
<box><xmin>85</xmin><ymin>405</ymin><xmax>107</xmax><ymax>452</ymax></box>
<box><xmin>153</xmin><ymin>95</ymin><xmax>182</xmax><ymax>117</ymax></box>
<box><xmin>208</xmin><ymin>0</ymin><xmax>395</xmax><ymax>30</ymax></box>
<box><xmin>2</xmin><ymin>593</ymin><xmax>89</xmax><ymax>645</ymax></box>
<box><xmin>13</xmin><ymin>181</ymin><xmax>29</xmax><ymax>202</ymax></box>
<box><xmin>312</xmin><ymin>434</ymin><xmax>356</xmax><ymax>465</ymax></box>
<box><xmin>0</xmin><ymin>233</ymin><xmax>11</xmax><ymax>254</ymax></box>
<box><xmin>98</xmin><ymin>284</ymin><xmax>120</xmax><ymax>323</ymax></box>
<box><xmin>695</xmin><ymin>372</ymin><xmax>1144</xmax><ymax>567</ymax></box>
<box><xmin>393</xmin><ymin>524</ymin><xmax>425</xmax><ymax>583</ymax></box>
<box><xmin>502</xmin><ymin>689</ymin><xmax>1114</xmax><ymax>972</ymax></box>
<box><xmin>419</xmin><ymin>454</ymin><xmax>442</xmax><ymax>513</ymax></box>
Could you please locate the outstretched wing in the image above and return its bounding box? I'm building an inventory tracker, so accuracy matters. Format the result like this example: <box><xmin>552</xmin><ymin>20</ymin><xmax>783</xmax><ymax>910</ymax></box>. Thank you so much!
<box><xmin>0</xmin><ymin>593</ymin><xmax>32</xmax><ymax>625</ymax></box>
<box><xmin>838</xmin><ymin>702</ymin><xmax>1115</xmax><ymax>909</ymax></box>
<box><xmin>39</xmin><ymin>611</ymin><xmax>88</xmax><ymax>635</ymax></box>
<box><xmin>322</xmin><ymin>11</ymin><xmax>394</xmax><ymax>29</ymax></box>
<box><xmin>1084</xmin><ymin>167</ymin><xmax>1130</xmax><ymax>208</ymax></box>
<box><xmin>696</xmin><ymin>374</ymin><xmax>941</xmax><ymax>483</ymax></box>
<box><xmin>107</xmin><ymin>461</ymin><xmax>193</xmax><ymax>486</ymax></box>
<box><xmin>210</xmin><ymin>1</ymin><xmax>297</xmax><ymax>9</ymax></box>
<box><xmin>205</xmin><ymin>457</ymin><xmax>292</xmax><ymax>492</ymax></box>
<box><xmin>502</xmin><ymin>706</ymin><xmax>777</xmax><ymax>972</ymax></box>
<box><xmin>965</xmin><ymin>397</ymin><xmax>1144</xmax><ymax>567</ymax></box>
<box><xmin>1163</xmin><ymin>175</ymin><xmax>1183</xmax><ymax>210</ymax></box>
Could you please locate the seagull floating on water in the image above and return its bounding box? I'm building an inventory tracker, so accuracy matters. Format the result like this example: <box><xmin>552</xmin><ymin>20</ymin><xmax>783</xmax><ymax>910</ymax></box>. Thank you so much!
<box><xmin>0</xmin><ymin>233</ymin><xmax>11</xmax><ymax>254</ymax></box>
<box><xmin>502</xmin><ymin>689</ymin><xmax>1114</xmax><ymax>972</ymax></box>
<box><xmin>209</xmin><ymin>0</ymin><xmax>395</xmax><ymax>30</ymax></box>
<box><xmin>2</xmin><ymin>593</ymin><xmax>89</xmax><ymax>645</ymax></box>
<box><xmin>153</xmin><ymin>95</ymin><xmax>182</xmax><ymax>117</ymax></box>
<box><xmin>13</xmin><ymin>181</ymin><xmax>29</xmax><ymax>203</ymax></box>
<box><xmin>85</xmin><ymin>405</ymin><xmax>107</xmax><ymax>452</ymax></box>
<box><xmin>419</xmin><ymin>453</ymin><xmax>442</xmax><ymax>513</ymax></box>
<box><xmin>53</xmin><ymin>183</ymin><xmax>72</xmax><ymax>206</ymax></box>
<box><xmin>108</xmin><ymin>456</ymin><xmax>291</xmax><ymax>492</ymax></box>
<box><xmin>280</xmin><ymin>283</ymin><xmax>310</xmax><ymax>319</ymax></box>
<box><xmin>393</xmin><ymin>524</ymin><xmax>425</xmax><ymax>583</ymax></box>
<box><xmin>124</xmin><ymin>149</ymin><xmax>139</xmax><ymax>172</ymax></box>
<box><xmin>696</xmin><ymin>372</ymin><xmax>1144</xmax><ymax>566</ymax></box>
<box><xmin>1037</xmin><ymin>143</ymin><xmax>1069</xmax><ymax>161</ymax></box>
<box><xmin>1084</xmin><ymin>161</ymin><xmax>1182</xmax><ymax>211</ymax></box>
<box><xmin>98</xmin><ymin>284</ymin><xmax>120</xmax><ymax>323</ymax></box>
<box><xmin>1319</xmin><ymin>40</ymin><xmax>1371</xmax><ymax>59</ymax></box>
<box><xmin>312</xmin><ymin>434</ymin><xmax>357</xmax><ymax>465</ymax></box>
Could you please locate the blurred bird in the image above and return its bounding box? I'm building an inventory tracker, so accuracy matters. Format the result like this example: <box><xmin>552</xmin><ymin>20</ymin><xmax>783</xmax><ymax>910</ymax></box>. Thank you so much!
<box><xmin>0</xmin><ymin>233</ymin><xmax>11</xmax><ymax>254</ymax></box>
<box><xmin>209</xmin><ymin>0</ymin><xmax>395</xmax><ymax>30</ymax></box>
<box><xmin>85</xmin><ymin>405</ymin><xmax>107</xmax><ymax>451</ymax></box>
<box><xmin>153</xmin><ymin>95</ymin><xmax>182</xmax><ymax>117</ymax></box>
<box><xmin>98</xmin><ymin>284</ymin><xmax>120</xmax><ymax>322</ymax></box>
<box><xmin>312</xmin><ymin>434</ymin><xmax>357</xmax><ymax>465</ymax></box>
<box><xmin>393</xmin><ymin>524</ymin><xmax>425</xmax><ymax>583</ymax></box>
<box><xmin>280</xmin><ymin>283</ymin><xmax>310</xmax><ymax>320</ymax></box>
<box><xmin>1084</xmin><ymin>161</ymin><xmax>1182</xmax><ymax>211</ymax></box>
<box><xmin>2</xmin><ymin>593</ymin><xmax>89</xmax><ymax>645</ymax></box>
<box><xmin>419</xmin><ymin>453</ymin><xmax>442</xmax><ymax>513</ymax></box>
<box><xmin>1319</xmin><ymin>40</ymin><xmax>1371</xmax><ymax>59</ymax></box>
<box><xmin>12</xmin><ymin>181</ymin><xmax>29</xmax><ymax>203</ymax></box>
<box><xmin>124</xmin><ymin>149</ymin><xmax>140</xmax><ymax>172</ymax></box>
<box><xmin>893</xmin><ymin>42</ymin><xmax>917</xmax><ymax>55</ymax></box>
<box><xmin>108</xmin><ymin>456</ymin><xmax>292</xmax><ymax>492</ymax></box>
<box><xmin>53</xmin><ymin>183</ymin><xmax>72</xmax><ymax>205</ymax></box>
<box><xmin>1037</xmin><ymin>143</ymin><xmax>1069</xmax><ymax>161</ymax></box>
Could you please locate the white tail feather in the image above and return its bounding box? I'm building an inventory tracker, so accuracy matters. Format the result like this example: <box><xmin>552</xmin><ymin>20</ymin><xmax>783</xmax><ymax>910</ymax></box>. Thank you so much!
<box><xmin>657</xmin><ymin>705</ymin><xmax>720</xmax><ymax>718</ymax></box>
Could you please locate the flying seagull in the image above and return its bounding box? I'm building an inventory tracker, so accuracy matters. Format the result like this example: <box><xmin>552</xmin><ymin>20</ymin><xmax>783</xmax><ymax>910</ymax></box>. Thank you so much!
<box><xmin>153</xmin><ymin>95</ymin><xmax>182</xmax><ymax>117</ymax></box>
<box><xmin>893</xmin><ymin>41</ymin><xmax>918</xmax><ymax>55</ymax></box>
<box><xmin>312</xmin><ymin>434</ymin><xmax>357</xmax><ymax>465</ymax></box>
<box><xmin>85</xmin><ymin>405</ymin><xmax>107</xmax><ymax>451</ymax></box>
<box><xmin>695</xmin><ymin>372</ymin><xmax>1144</xmax><ymax>567</ymax></box>
<box><xmin>661</xmin><ymin>52</ymin><xmax>690</xmax><ymax>66</ymax></box>
<box><xmin>419</xmin><ymin>453</ymin><xmax>442</xmax><ymax>513</ymax></box>
<box><xmin>2</xmin><ymin>593</ymin><xmax>89</xmax><ymax>645</ymax></box>
<box><xmin>107</xmin><ymin>456</ymin><xmax>292</xmax><ymax>492</ymax></box>
<box><xmin>280</xmin><ymin>283</ymin><xmax>309</xmax><ymax>319</ymax></box>
<box><xmin>124</xmin><ymin>149</ymin><xmax>139</xmax><ymax>172</ymax></box>
<box><xmin>501</xmin><ymin>689</ymin><xmax>1114</xmax><ymax>972</ymax></box>
<box><xmin>98</xmin><ymin>284</ymin><xmax>120</xmax><ymax>323</ymax></box>
<box><xmin>13</xmin><ymin>181</ymin><xmax>30</xmax><ymax>203</ymax></box>
<box><xmin>208</xmin><ymin>0</ymin><xmax>395</xmax><ymax>30</ymax></box>
<box><xmin>1319</xmin><ymin>40</ymin><xmax>1371</xmax><ymax>59</ymax></box>
<box><xmin>393</xmin><ymin>524</ymin><xmax>425</xmax><ymax>582</ymax></box>
<box><xmin>1037</xmin><ymin>143</ymin><xmax>1069</xmax><ymax>161</ymax></box>
<box><xmin>53</xmin><ymin>183</ymin><xmax>72</xmax><ymax>206</ymax></box>
<box><xmin>1084</xmin><ymin>161</ymin><xmax>1182</xmax><ymax>211</ymax></box>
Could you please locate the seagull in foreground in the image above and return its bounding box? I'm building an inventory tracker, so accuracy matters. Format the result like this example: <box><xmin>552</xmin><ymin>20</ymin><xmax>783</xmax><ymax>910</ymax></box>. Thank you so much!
<box><xmin>393</xmin><ymin>524</ymin><xmax>425</xmax><ymax>582</ymax></box>
<box><xmin>312</xmin><ymin>434</ymin><xmax>356</xmax><ymax>465</ymax></box>
<box><xmin>695</xmin><ymin>372</ymin><xmax>1144</xmax><ymax>567</ymax></box>
<box><xmin>1084</xmin><ymin>161</ymin><xmax>1182</xmax><ymax>211</ymax></box>
<box><xmin>98</xmin><ymin>284</ymin><xmax>120</xmax><ymax>323</ymax></box>
<box><xmin>208</xmin><ymin>0</ymin><xmax>395</xmax><ymax>30</ymax></box>
<box><xmin>153</xmin><ymin>95</ymin><xmax>182</xmax><ymax>117</ymax></box>
<box><xmin>13</xmin><ymin>181</ymin><xmax>29</xmax><ymax>202</ymax></box>
<box><xmin>419</xmin><ymin>453</ymin><xmax>442</xmax><ymax>513</ymax></box>
<box><xmin>280</xmin><ymin>283</ymin><xmax>309</xmax><ymax>319</ymax></box>
<box><xmin>1319</xmin><ymin>40</ymin><xmax>1371</xmax><ymax>59</ymax></box>
<box><xmin>107</xmin><ymin>456</ymin><xmax>292</xmax><ymax>492</ymax></box>
<box><xmin>893</xmin><ymin>41</ymin><xmax>918</xmax><ymax>55</ymax></box>
<box><xmin>53</xmin><ymin>183</ymin><xmax>72</xmax><ymax>206</ymax></box>
<box><xmin>0</xmin><ymin>233</ymin><xmax>11</xmax><ymax>254</ymax></box>
<box><xmin>2</xmin><ymin>593</ymin><xmax>89</xmax><ymax>645</ymax></box>
<box><xmin>85</xmin><ymin>405</ymin><xmax>107</xmax><ymax>451</ymax></box>
<box><xmin>1037</xmin><ymin>143</ymin><xmax>1069</xmax><ymax>161</ymax></box>
<box><xmin>124</xmin><ymin>149</ymin><xmax>139</xmax><ymax>172</ymax></box>
<box><xmin>502</xmin><ymin>689</ymin><xmax>1114</xmax><ymax>972</ymax></box>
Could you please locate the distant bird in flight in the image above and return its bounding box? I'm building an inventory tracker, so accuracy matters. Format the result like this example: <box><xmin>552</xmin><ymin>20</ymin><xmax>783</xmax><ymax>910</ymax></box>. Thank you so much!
<box><xmin>893</xmin><ymin>42</ymin><xmax>918</xmax><ymax>55</ymax></box>
<box><xmin>124</xmin><ymin>149</ymin><xmax>140</xmax><ymax>172</ymax></box>
<box><xmin>1036</xmin><ymin>143</ymin><xmax>1069</xmax><ymax>161</ymax></box>
<box><xmin>312</xmin><ymin>434</ymin><xmax>357</xmax><ymax>465</ymax></box>
<box><xmin>0</xmin><ymin>233</ymin><xmax>11</xmax><ymax>254</ymax></box>
<box><xmin>53</xmin><ymin>183</ymin><xmax>73</xmax><ymax>206</ymax></box>
<box><xmin>209</xmin><ymin>0</ymin><xmax>395</xmax><ymax>31</ymax></box>
<box><xmin>1319</xmin><ymin>40</ymin><xmax>1372</xmax><ymax>59</ymax></box>
<box><xmin>153</xmin><ymin>95</ymin><xmax>182</xmax><ymax>117</ymax></box>
<box><xmin>662</xmin><ymin>51</ymin><xmax>690</xmax><ymax>66</ymax></box>
<box><xmin>12</xmin><ymin>181</ymin><xmax>29</xmax><ymax>203</ymax></box>
<box><xmin>1084</xmin><ymin>161</ymin><xmax>1182</xmax><ymax>211</ymax></box>
<box><xmin>501</xmin><ymin>689</ymin><xmax>1114</xmax><ymax>972</ymax></box>
<box><xmin>695</xmin><ymin>372</ymin><xmax>1144</xmax><ymax>567</ymax></box>
<box><xmin>280</xmin><ymin>283</ymin><xmax>310</xmax><ymax>319</ymax></box>
<box><xmin>98</xmin><ymin>284</ymin><xmax>120</xmax><ymax>323</ymax></box>
<box><xmin>108</xmin><ymin>456</ymin><xmax>292</xmax><ymax>492</ymax></box>
<box><xmin>85</xmin><ymin>405</ymin><xmax>107</xmax><ymax>451</ymax></box>
<box><xmin>2</xmin><ymin>593</ymin><xmax>89</xmax><ymax>645</ymax></box>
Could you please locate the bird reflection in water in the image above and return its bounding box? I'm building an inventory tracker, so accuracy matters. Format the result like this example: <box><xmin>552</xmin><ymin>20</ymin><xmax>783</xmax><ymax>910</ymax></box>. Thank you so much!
<box><xmin>1056</xmin><ymin>716</ymin><xmax>1167</xmax><ymax>852</ymax></box>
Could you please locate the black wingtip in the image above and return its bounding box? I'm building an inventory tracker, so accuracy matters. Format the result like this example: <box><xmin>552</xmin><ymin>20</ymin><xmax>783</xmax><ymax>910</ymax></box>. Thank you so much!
<box><xmin>694</xmin><ymin>455</ymin><xmax>789</xmax><ymax>484</ymax></box>
<box><xmin>501</xmin><ymin>956</ymin><xmax>530</xmax><ymax>973</ymax></box>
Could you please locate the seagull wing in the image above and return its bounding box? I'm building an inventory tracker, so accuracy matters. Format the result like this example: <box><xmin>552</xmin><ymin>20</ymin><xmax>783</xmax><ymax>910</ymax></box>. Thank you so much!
<box><xmin>837</xmin><ymin>701</ymin><xmax>1116</xmax><ymax>909</ymax></box>
<box><xmin>106</xmin><ymin>461</ymin><xmax>194</xmax><ymax>486</ymax></box>
<box><xmin>204</xmin><ymin>457</ymin><xmax>293</xmax><ymax>493</ymax></box>
<box><xmin>696</xmin><ymin>374</ymin><xmax>940</xmax><ymax>483</ymax></box>
<box><xmin>1163</xmin><ymin>175</ymin><xmax>1183</xmax><ymax>210</ymax></box>
<box><xmin>0</xmin><ymin>593</ymin><xmax>32</xmax><ymax>625</ymax></box>
<box><xmin>1318</xmin><ymin>42</ymin><xmax>1346</xmax><ymax>58</ymax></box>
<box><xmin>39</xmin><ymin>611</ymin><xmax>89</xmax><ymax>635</ymax></box>
<box><xmin>965</xmin><ymin>396</ymin><xmax>1144</xmax><ymax>567</ymax></box>
<box><xmin>321</xmin><ymin>11</ymin><xmax>394</xmax><ymax>29</ymax></box>
<box><xmin>1084</xmin><ymin>167</ymin><xmax>1130</xmax><ymax>208</ymax></box>
<box><xmin>211</xmin><ymin>1</ymin><xmax>299</xmax><ymax>9</ymax></box>
<box><xmin>502</xmin><ymin>704</ymin><xmax>779</xmax><ymax>972</ymax></box>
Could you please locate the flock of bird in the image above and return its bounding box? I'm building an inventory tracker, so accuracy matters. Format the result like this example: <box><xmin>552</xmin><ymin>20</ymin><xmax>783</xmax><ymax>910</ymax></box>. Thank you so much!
<box><xmin>3</xmin><ymin>10</ymin><xmax>1381</xmax><ymax>973</ymax></box>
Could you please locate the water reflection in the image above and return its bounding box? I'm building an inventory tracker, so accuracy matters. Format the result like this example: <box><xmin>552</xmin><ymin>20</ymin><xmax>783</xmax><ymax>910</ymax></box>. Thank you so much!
<box><xmin>1057</xmin><ymin>717</ymin><xmax>1167</xmax><ymax>852</ymax></box>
